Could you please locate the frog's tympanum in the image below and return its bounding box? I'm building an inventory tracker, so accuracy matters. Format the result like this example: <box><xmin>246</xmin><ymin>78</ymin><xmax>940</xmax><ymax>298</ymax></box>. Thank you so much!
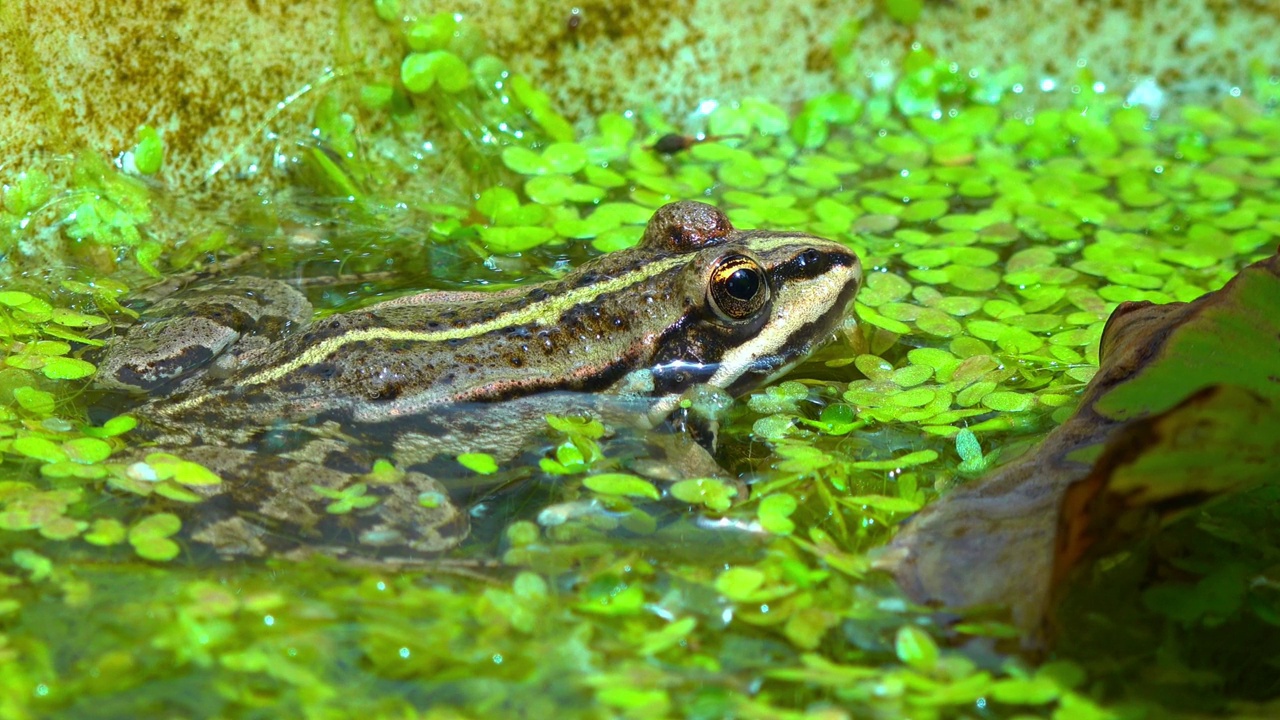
<box><xmin>94</xmin><ymin>201</ymin><xmax>862</xmax><ymax>561</ymax></box>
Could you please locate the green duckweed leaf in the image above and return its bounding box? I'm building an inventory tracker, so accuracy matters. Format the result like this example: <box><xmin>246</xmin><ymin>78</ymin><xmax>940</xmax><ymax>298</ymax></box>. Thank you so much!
<box><xmin>11</xmin><ymin>436</ymin><xmax>66</xmax><ymax>463</ymax></box>
<box><xmin>0</xmin><ymin>291</ymin><xmax>35</xmax><ymax>307</ymax></box>
<box><xmin>790</xmin><ymin>109</ymin><xmax>829</xmax><ymax>149</ymax></box>
<box><xmin>891</xmin><ymin>365</ymin><xmax>933</xmax><ymax>387</ymax></box>
<box><xmin>30</xmin><ymin>340</ymin><xmax>70</xmax><ymax>356</ymax></box>
<box><xmin>5</xmin><ymin>355</ymin><xmax>44</xmax><ymax>371</ymax></box>
<box><xmin>13</xmin><ymin>549</ymin><xmax>54</xmax><ymax>580</ymax></box>
<box><xmin>752</xmin><ymin>414</ymin><xmax>795</xmax><ymax>440</ymax></box>
<box><xmin>61</xmin><ymin>437</ymin><xmax>111</xmax><ymax>464</ymax></box>
<box><xmin>955</xmin><ymin>428</ymin><xmax>981</xmax><ymax>462</ymax></box>
<box><xmin>405</xmin><ymin>12</ymin><xmax>457</xmax><ymax>52</ymax></box>
<box><xmin>132</xmin><ymin>126</ymin><xmax>164</xmax><ymax>175</ymax></box>
<box><xmin>542</xmin><ymin>143</ymin><xmax>588</xmax><ymax>174</ymax></box>
<box><xmin>478</xmin><ymin>225</ymin><xmax>555</xmax><ymax>252</ymax></box>
<box><xmin>842</xmin><ymin>494</ymin><xmax>923</xmax><ymax>514</ymax></box>
<box><xmin>37</xmin><ymin>516</ymin><xmax>84</xmax><ymax>539</ymax></box>
<box><xmin>500</xmin><ymin>147</ymin><xmax>548</xmax><ymax>175</ymax></box>
<box><xmin>128</xmin><ymin>513</ymin><xmax>182</xmax><ymax>561</ymax></box>
<box><xmin>583</xmin><ymin>473</ymin><xmax>660</xmax><ymax>500</ymax></box>
<box><xmin>153</xmin><ymin>483</ymin><xmax>203</xmax><ymax>503</ymax></box>
<box><xmin>758</xmin><ymin>493</ymin><xmax>798</xmax><ymax>535</ymax></box>
<box><xmin>400</xmin><ymin>50</ymin><xmax>470</xmax><ymax>94</ymax></box>
<box><xmin>142</xmin><ymin>454</ymin><xmax>221</xmax><ymax>486</ymax></box>
<box><xmin>895</xmin><ymin>625</ymin><xmax>940</xmax><ymax>671</ymax></box>
<box><xmin>715</xmin><ymin>567</ymin><xmax>766</xmax><ymax>602</ymax></box>
<box><xmin>544</xmin><ymin>413</ymin><xmax>606</xmax><ymax>440</ymax></box>
<box><xmin>981</xmin><ymin>391</ymin><xmax>1035</xmax><ymax>412</ymax></box>
<box><xmin>457</xmin><ymin>452</ymin><xmax>498</xmax><ymax>475</ymax></box>
<box><xmin>96</xmin><ymin>415</ymin><xmax>137</xmax><ymax>437</ymax></box>
<box><xmin>577</xmin><ymin>580</ymin><xmax>645</xmax><ymax>616</ymax></box>
<box><xmin>859</xmin><ymin>272</ymin><xmax>913</xmax><ymax>306</ymax></box>
<box><xmin>668</xmin><ymin>478</ymin><xmax>737</xmax><ymax>512</ymax></box>
<box><xmin>41</xmin><ymin>356</ymin><xmax>96</xmax><ymax>380</ymax></box>
<box><xmin>989</xmin><ymin>675</ymin><xmax>1062</xmax><ymax>705</ymax></box>
<box><xmin>719</xmin><ymin>157</ymin><xmax>766</xmax><ymax>189</ymax></box>
<box><xmin>891</xmin><ymin>387</ymin><xmax>936</xmax><ymax>407</ymax></box>
<box><xmin>83</xmin><ymin>518</ymin><xmax>126</xmax><ymax>546</ymax></box>
<box><xmin>312</xmin><ymin>483</ymin><xmax>379</xmax><ymax>514</ymax></box>
<box><xmin>851</xmin><ymin>450</ymin><xmax>938</xmax><ymax>470</ymax></box>
<box><xmin>363</xmin><ymin>459</ymin><xmax>404</xmax><ymax>485</ymax></box>
<box><xmin>524</xmin><ymin>174</ymin><xmax>572</xmax><ymax>205</ymax></box>
<box><xmin>13</xmin><ymin>387</ymin><xmax>55</xmax><ymax>415</ymax></box>
<box><xmin>476</xmin><ymin>186</ymin><xmax>520</xmax><ymax>219</ymax></box>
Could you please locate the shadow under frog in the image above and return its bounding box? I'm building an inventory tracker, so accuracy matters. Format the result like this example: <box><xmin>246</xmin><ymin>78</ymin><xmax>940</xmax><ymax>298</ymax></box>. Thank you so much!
<box><xmin>89</xmin><ymin>201</ymin><xmax>863</xmax><ymax>563</ymax></box>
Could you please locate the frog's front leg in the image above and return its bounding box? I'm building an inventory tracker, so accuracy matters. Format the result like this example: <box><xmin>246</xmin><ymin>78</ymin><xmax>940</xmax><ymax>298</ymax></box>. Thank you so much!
<box><xmin>94</xmin><ymin>277</ymin><xmax>311</xmax><ymax>393</ymax></box>
<box><xmin>134</xmin><ymin>446</ymin><xmax>469</xmax><ymax>561</ymax></box>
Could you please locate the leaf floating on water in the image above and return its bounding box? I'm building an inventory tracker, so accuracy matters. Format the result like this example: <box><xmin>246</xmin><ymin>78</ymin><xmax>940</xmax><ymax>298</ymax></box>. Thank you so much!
<box><xmin>456</xmin><ymin>452</ymin><xmax>498</xmax><ymax>475</ymax></box>
<box><xmin>83</xmin><ymin>518</ymin><xmax>126</xmax><ymax>546</ymax></box>
<box><xmin>11</xmin><ymin>436</ymin><xmax>67</xmax><ymax>464</ymax></box>
<box><xmin>715</xmin><ymin>567</ymin><xmax>766</xmax><ymax>602</ymax></box>
<box><xmin>41</xmin><ymin>356</ymin><xmax>96</xmax><ymax>380</ymax></box>
<box><xmin>128</xmin><ymin>513</ymin><xmax>182</xmax><ymax>562</ymax></box>
<box><xmin>668</xmin><ymin>477</ymin><xmax>737</xmax><ymax>511</ymax></box>
<box><xmin>895</xmin><ymin>625</ymin><xmax>939</xmax><ymax>671</ymax></box>
<box><xmin>757</xmin><ymin>493</ymin><xmax>798</xmax><ymax>535</ymax></box>
<box><xmin>583</xmin><ymin>473</ymin><xmax>660</xmax><ymax>500</ymax></box>
<box><xmin>13</xmin><ymin>387</ymin><xmax>56</xmax><ymax>415</ymax></box>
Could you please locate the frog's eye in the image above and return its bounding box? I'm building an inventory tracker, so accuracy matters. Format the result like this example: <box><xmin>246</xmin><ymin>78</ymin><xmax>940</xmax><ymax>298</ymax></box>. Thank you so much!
<box><xmin>708</xmin><ymin>254</ymin><xmax>769</xmax><ymax>321</ymax></box>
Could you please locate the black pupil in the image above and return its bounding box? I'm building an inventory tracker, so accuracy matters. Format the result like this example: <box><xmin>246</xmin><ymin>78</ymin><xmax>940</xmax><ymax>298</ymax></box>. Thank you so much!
<box><xmin>725</xmin><ymin>268</ymin><xmax>760</xmax><ymax>300</ymax></box>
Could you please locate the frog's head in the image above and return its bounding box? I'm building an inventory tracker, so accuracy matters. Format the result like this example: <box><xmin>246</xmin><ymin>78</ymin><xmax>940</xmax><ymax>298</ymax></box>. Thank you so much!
<box><xmin>642</xmin><ymin>201</ymin><xmax>862</xmax><ymax>398</ymax></box>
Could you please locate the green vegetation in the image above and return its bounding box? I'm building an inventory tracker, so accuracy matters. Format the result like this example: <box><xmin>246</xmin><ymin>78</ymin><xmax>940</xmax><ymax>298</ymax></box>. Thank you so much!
<box><xmin>0</xmin><ymin>5</ymin><xmax>1277</xmax><ymax>719</ymax></box>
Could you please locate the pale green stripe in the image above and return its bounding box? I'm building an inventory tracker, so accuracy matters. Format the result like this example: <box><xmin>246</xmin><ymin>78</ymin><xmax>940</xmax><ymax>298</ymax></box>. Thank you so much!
<box><xmin>237</xmin><ymin>254</ymin><xmax>692</xmax><ymax>387</ymax></box>
<box><xmin>168</xmin><ymin>232</ymin><xmax>826</xmax><ymax>414</ymax></box>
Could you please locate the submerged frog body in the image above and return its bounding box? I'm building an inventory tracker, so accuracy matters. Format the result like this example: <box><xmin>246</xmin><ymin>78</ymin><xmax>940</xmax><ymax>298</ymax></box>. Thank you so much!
<box><xmin>95</xmin><ymin>201</ymin><xmax>862</xmax><ymax>561</ymax></box>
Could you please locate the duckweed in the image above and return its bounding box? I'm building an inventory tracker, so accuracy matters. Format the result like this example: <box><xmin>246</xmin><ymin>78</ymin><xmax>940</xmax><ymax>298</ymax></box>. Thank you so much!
<box><xmin>400</xmin><ymin>50</ymin><xmax>471</xmax><ymax>94</ymax></box>
<box><xmin>456</xmin><ymin>451</ymin><xmax>499</xmax><ymax>474</ymax></box>
<box><xmin>583</xmin><ymin>472</ymin><xmax>661</xmax><ymax>500</ymax></box>
<box><xmin>131</xmin><ymin>126</ymin><xmax>164</xmax><ymax>175</ymax></box>
<box><xmin>0</xmin><ymin>4</ymin><xmax>1277</xmax><ymax>718</ymax></box>
<box><xmin>127</xmin><ymin>512</ymin><xmax>182</xmax><ymax>561</ymax></box>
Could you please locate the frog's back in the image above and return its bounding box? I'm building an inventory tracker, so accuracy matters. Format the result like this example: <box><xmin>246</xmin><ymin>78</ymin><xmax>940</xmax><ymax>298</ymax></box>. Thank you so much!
<box><xmin>154</xmin><ymin>248</ymin><xmax>689</xmax><ymax>428</ymax></box>
<box><xmin>134</xmin><ymin>200</ymin><xmax>862</xmax><ymax>438</ymax></box>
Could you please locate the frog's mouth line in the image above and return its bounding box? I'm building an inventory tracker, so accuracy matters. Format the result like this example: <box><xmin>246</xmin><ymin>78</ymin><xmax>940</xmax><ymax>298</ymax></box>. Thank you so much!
<box><xmin>712</xmin><ymin>253</ymin><xmax>862</xmax><ymax>396</ymax></box>
<box><xmin>642</xmin><ymin>252</ymin><xmax>862</xmax><ymax>423</ymax></box>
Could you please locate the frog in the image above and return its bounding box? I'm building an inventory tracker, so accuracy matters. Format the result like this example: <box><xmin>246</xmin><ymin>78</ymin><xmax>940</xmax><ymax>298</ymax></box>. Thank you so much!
<box><xmin>92</xmin><ymin>200</ymin><xmax>863</xmax><ymax>562</ymax></box>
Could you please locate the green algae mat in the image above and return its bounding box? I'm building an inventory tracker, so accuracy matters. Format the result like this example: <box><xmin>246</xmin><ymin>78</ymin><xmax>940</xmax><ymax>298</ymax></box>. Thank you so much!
<box><xmin>2</xmin><ymin>8</ymin><xmax>1280</xmax><ymax>719</ymax></box>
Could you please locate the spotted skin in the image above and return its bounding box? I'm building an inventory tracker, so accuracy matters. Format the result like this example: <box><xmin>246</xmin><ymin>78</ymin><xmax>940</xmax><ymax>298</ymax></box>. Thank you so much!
<box><xmin>94</xmin><ymin>201</ymin><xmax>863</xmax><ymax>562</ymax></box>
